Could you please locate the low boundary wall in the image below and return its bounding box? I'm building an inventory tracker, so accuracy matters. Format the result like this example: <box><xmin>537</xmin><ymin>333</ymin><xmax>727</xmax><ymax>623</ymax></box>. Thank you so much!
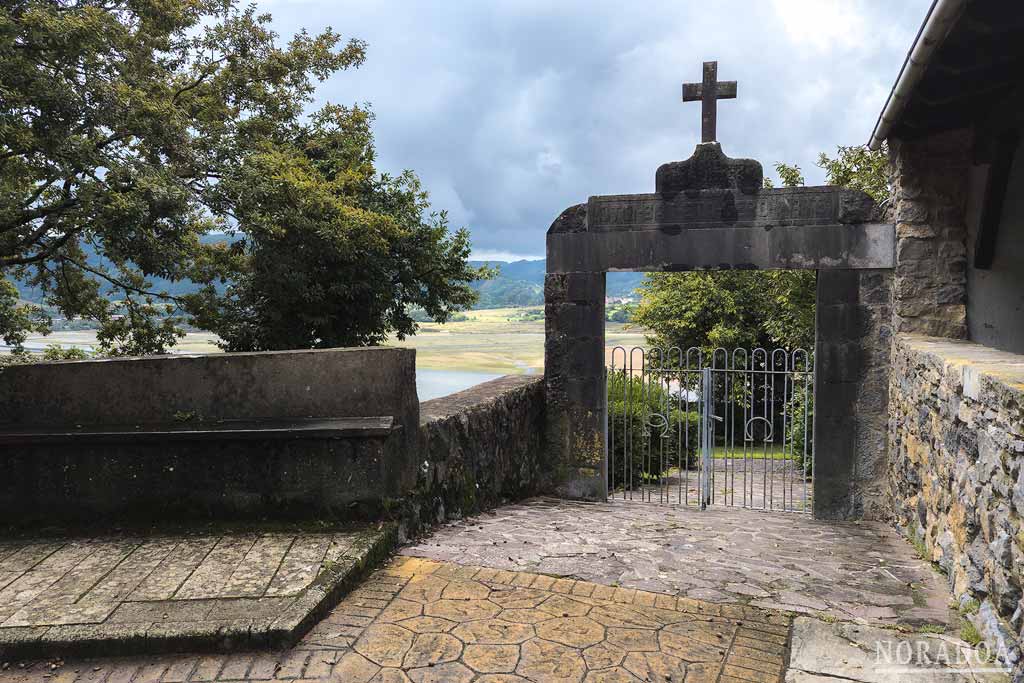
<box><xmin>402</xmin><ymin>374</ymin><xmax>548</xmax><ymax>540</ymax></box>
<box><xmin>889</xmin><ymin>334</ymin><xmax>1024</xmax><ymax>668</ymax></box>
<box><xmin>0</xmin><ymin>348</ymin><xmax>419</xmax><ymax>524</ymax></box>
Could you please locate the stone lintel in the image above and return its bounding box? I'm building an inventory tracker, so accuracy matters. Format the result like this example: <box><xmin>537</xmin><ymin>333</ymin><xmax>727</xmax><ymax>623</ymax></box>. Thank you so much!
<box><xmin>585</xmin><ymin>186</ymin><xmax>876</xmax><ymax>233</ymax></box>
<box><xmin>547</xmin><ymin>222</ymin><xmax>895</xmax><ymax>273</ymax></box>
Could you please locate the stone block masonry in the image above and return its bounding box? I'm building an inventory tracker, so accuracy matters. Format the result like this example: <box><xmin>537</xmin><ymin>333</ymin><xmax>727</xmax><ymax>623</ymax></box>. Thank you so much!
<box><xmin>814</xmin><ymin>269</ymin><xmax>893</xmax><ymax>519</ymax></box>
<box><xmin>403</xmin><ymin>375</ymin><xmax>548</xmax><ymax>540</ymax></box>
<box><xmin>890</xmin><ymin>130</ymin><xmax>971</xmax><ymax>339</ymax></box>
<box><xmin>544</xmin><ymin>141</ymin><xmax>895</xmax><ymax>511</ymax></box>
<box><xmin>888</xmin><ymin>333</ymin><xmax>1024</xmax><ymax>670</ymax></box>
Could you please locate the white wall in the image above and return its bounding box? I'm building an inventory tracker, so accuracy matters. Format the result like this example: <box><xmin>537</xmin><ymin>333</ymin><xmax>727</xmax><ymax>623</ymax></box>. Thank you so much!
<box><xmin>966</xmin><ymin>135</ymin><xmax>1024</xmax><ymax>354</ymax></box>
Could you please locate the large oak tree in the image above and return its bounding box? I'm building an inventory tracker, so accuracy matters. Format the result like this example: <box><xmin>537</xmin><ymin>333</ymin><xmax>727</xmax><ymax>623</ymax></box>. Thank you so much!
<box><xmin>1</xmin><ymin>0</ymin><xmax>484</xmax><ymax>355</ymax></box>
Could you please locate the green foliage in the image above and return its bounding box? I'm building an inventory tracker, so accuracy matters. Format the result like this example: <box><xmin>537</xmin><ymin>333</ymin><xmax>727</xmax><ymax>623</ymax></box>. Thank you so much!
<box><xmin>41</xmin><ymin>344</ymin><xmax>89</xmax><ymax>361</ymax></box>
<box><xmin>474</xmin><ymin>280</ymin><xmax>543</xmax><ymax>308</ymax></box>
<box><xmin>506</xmin><ymin>309</ymin><xmax>543</xmax><ymax>322</ymax></box>
<box><xmin>0</xmin><ymin>342</ymin><xmax>88</xmax><ymax>366</ymax></box>
<box><xmin>408</xmin><ymin>306</ymin><xmax>468</xmax><ymax>323</ymax></box>
<box><xmin>959</xmin><ymin>598</ymin><xmax>981</xmax><ymax>615</ymax></box>
<box><xmin>1</xmin><ymin>0</ymin><xmax>484</xmax><ymax>354</ymax></box>
<box><xmin>633</xmin><ymin>270</ymin><xmax>816</xmax><ymax>355</ymax></box>
<box><xmin>960</xmin><ymin>618</ymin><xmax>983</xmax><ymax>647</ymax></box>
<box><xmin>0</xmin><ymin>349</ymin><xmax>31</xmax><ymax>367</ymax></box>
<box><xmin>607</xmin><ymin>371</ymin><xmax>698</xmax><ymax>490</ymax></box>
<box><xmin>0</xmin><ymin>278</ymin><xmax>48</xmax><ymax>350</ymax></box>
<box><xmin>773</xmin><ymin>162</ymin><xmax>805</xmax><ymax>188</ymax></box>
<box><xmin>605</xmin><ymin>303</ymin><xmax>635</xmax><ymax>323</ymax></box>
<box><xmin>786</xmin><ymin>383</ymin><xmax>813</xmax><ymax>477</ymax></box>
<box><xmin>817</xmin><ymin>143</ymin><xmax>891</xmax><ymax>204</ymax></box>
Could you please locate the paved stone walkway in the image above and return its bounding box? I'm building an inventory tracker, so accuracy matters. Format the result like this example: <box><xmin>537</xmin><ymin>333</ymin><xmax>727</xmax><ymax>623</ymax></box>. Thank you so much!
<box><xmin>0</xmin><ymin>556</ymin><xmax>792</xmax><ymax>682</ymax></box>
<box><xmin>616</xmin><ymin>460</ymin><xmax>811</xmax><ymax>514</ymax></box>
<box><xmin>0</xmin><ymin>556</ymin><xmax>1005</xmax><ymax>682</ymax></box>
<box><xmin>403</xmin><ymin>497</ymin><xmax>953</xmax><ymax>628</ymax></box>
<box><xmin>0</xmin><ymin>526</ymin><xmax>389</xmax><ymax>656</ymax></box>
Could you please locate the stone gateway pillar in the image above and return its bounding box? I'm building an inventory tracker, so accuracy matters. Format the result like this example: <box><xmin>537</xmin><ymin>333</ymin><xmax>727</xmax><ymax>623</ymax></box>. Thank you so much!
<box><xmin>544</xmin><ymin>266</ymin><xmax>607</xmax><ymax>499</ymax></box>
<box><xmin>544</xmin><ymin>201</ymin><xmax>608</xmax><ymax>499</ymax></box>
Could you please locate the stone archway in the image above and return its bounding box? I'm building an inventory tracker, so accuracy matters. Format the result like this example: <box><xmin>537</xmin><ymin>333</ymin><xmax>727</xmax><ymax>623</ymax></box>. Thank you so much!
<box><xmin>544</xmin><ymin>142</ymin><xmax>894</xmax><ymax>520</ymax></box>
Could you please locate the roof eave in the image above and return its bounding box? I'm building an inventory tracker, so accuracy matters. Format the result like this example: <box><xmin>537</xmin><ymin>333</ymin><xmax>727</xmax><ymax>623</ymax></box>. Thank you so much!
<box><xmin>868</xmin><ymin>0</ymin><xmax>967</xmax><ymax>150</ymax></box>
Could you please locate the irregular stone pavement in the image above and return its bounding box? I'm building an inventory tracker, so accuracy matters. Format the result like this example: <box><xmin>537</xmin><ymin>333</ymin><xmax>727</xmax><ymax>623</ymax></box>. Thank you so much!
<box><xmin>1</xmin><ymin>556</ymin><xmax>793</xmax><ymax>682</ymax></box>
<box><xmin>0</xmin><ymin>499</ymin><xmax>1008</xmax><ymax>682</ymax></box>
<box><xmin>403</xmin><ymin>497</ymin><xmax>954</xmax><ymax>627</ymax></box>
<box><xmin>618</xmin><ymin>459</ymin><xmax>814</xmax><ymax>514</ymax></box>
<box><xmin>0</xmin><ymin>557</ymin><xmax>1004</xmax><ymax>682</ymax></box>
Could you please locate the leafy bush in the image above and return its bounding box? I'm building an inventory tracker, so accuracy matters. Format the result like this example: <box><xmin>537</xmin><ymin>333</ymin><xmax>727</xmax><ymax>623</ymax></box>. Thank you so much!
<box><xmin>0</xmin><ymin>345</ymin><xmax>91</xmax><ymax>367</ymax></box>
<box><xmin>42</xmin><ymin>345</ymin><xmax>90</xmax><ymax>361</ymax></box>
<box><xmin>785</xmin><ymin>377</ymin><xmax>813</xmax><ymax>478</ymax></box>
<box><xmin>607</xmin><ymin>371</ymin><xmax>698</xmax><ymax>491</ymax></box>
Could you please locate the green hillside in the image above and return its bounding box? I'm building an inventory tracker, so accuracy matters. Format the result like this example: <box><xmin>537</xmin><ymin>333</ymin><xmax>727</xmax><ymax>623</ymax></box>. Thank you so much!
<box><xmin>10</xmin><ymin>244</ymin><xmax>645</xmax><ymax>312</ymax></box>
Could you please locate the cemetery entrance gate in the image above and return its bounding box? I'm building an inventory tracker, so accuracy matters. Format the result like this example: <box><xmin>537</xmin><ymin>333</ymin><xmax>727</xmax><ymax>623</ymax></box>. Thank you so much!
<box><xmin>543</xmin><ymin>140</ymin><xmax>895</xmax><ymax>520</ymax></box>
<box><xmin>544</xmin><ymin>61</ymin><xmax>894</xmax><ymax>519</ymax></box>
<box><xmin>607</xmin><ymin>346</ymin><xmax>814</xmax><ymax>513</ymax></box>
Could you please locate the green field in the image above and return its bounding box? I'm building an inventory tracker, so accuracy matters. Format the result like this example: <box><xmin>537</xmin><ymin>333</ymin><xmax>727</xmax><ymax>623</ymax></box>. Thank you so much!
<box><xmin>19</xmin><ymin>306</ymin><xmax>648</xmax><ymax>376</ymax></box>
<box><xmin>388</xmin><ymin>306</ymin><xmax>647</xmax><ymax>374</ymax></box>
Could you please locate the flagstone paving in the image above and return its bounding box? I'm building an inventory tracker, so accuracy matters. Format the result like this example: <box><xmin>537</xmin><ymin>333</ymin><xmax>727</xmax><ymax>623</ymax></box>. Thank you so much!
<box><xmin>0</xmin><ymin>525</ymin><xmax>391</xmax><ymax>658</ymax></box>
<box><xmin>402</xmin><ymin>497</ymin><xmax>955</xmax><ymax>628</ymax></box>
<box><xmin>0</xmin><ymin>498</ymin><xmax>1006</xmax><ymax>681</ymax></box>
<box><xmin>0</xmin><ymin>556</ymin><xmax>793</xmax><ymax>682</ymax></box>
<box><xmin>0</xmin><ymin>556</ymin><xmax>1004</xmax><ymax>682</ymax></box>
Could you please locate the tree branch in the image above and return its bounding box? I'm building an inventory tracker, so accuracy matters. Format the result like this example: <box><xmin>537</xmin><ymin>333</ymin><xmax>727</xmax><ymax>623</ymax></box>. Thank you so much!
<box><xmin>62</xmin><ymin>256</ymin><xmax>189</xmax><ymax>305</ymax></box>
<box><xmin>0</xmin><ymin>230</ymin><xmax>78</xmax><ymax>267</ymax></box>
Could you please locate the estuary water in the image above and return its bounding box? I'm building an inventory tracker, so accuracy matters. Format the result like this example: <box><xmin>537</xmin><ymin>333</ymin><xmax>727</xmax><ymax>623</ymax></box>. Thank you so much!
<box><xmin>416</xmin><ymin>368</ymin><xmax>504</xmax><ymax>401</ymax></box>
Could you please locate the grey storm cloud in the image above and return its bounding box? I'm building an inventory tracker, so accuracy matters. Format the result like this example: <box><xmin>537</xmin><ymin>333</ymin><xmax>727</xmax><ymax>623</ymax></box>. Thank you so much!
<box><xmin>258</xmin><ymin>0</ymin><xmax>929</xmax><ymax>259</ymax></box>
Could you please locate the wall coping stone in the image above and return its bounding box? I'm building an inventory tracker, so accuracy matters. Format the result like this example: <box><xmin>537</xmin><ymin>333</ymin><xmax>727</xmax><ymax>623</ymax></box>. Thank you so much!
<box><xmin>420</xmin><ymin>374</ymin><xmax>544</xmax><ymax>423</ymax></box>
<box><xmin>897</xmin><ymin>334</ymin><xmax>1024</xmax><ymax>399</ymax></box>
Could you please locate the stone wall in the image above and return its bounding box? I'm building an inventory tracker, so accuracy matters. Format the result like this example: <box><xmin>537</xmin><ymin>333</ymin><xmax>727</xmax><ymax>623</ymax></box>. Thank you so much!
<box><xmin>889</xmin><ymin>130</ymin><xmax>971</xmax><ymax>339</ymax></box>
<box><xmin>0</xmin><ymin>347</ymin><xmax>418</xmax><ymax>432</ymax></box>
<box><xmin>401</xmin><ymin>374</ymin><xmax>548</xmax><ymax>541</ymax></box>
<box><xmin>0</xmin><ymin>348</ymin><xmax>420</xmax><ymax>525</ymax></box>
<box><xmin>888</xmin><ymin>334</ymin><xmax>1024</xmax><ymax>668</ymax></box>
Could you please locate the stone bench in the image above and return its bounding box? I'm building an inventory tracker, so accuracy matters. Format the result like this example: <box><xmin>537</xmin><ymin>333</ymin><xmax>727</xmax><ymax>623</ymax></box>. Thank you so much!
<box><xmin>0</xmin><ymin>347</ymin><xmax>419</xmax><ymax>526</ymax></box>
<box><xmin>0</xmin><ymin>416</ymin><xmax>396</xmax><ymax>445</ymax></box>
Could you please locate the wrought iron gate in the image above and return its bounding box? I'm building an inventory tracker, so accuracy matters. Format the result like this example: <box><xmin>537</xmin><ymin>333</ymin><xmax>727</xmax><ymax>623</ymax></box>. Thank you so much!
<box><xmin>607</xmin><ymin>347</ymin><xmax>814</xmax><ymax>513</ymax></box>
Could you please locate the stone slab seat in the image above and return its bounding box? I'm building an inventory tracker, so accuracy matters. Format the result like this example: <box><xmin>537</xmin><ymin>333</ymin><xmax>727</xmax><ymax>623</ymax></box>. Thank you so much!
<box><xmin>0</xmin><ymin>416</ymin><xmax>396</xmax><ymax>444</ymax></box>
<box><xmin>0</xmin><ymin>347</ymin><xmax>420</xmax><ymax>526</ymax></box>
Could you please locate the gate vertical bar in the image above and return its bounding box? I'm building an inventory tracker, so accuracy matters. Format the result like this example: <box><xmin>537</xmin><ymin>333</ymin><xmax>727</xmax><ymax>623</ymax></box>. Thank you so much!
<box><xmin>700</xmin><ymin>367</ymin><xmax>713</xmax><ymax>509</ymax></box>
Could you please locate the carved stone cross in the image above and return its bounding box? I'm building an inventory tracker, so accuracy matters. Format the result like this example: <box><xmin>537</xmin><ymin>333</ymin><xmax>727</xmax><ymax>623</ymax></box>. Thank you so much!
<box><xmin>683</xmin><ymin>61</ymin><xmax>737</xmax><ymax>143</ymax></box>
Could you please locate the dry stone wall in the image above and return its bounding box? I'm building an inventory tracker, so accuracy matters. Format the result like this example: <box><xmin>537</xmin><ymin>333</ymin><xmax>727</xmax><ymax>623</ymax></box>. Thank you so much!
<box><xmin>888</xmin><ymin>334</ymin><xmax>1024</xmax><ymax>669</ymax></box>
<box><xmin>402</xmin><ymin>374</ymin><xmax>548</xmax><ymax>540</ymax></box>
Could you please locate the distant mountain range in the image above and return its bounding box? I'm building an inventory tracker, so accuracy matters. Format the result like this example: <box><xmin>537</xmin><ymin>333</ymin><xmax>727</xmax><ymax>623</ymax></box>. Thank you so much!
<box><xmin>468</xmin><ymin>260</ymin><xmax>644</xmax><ymax>308</ymax></box>
<box><xmin>11</xmin><ymin>237</ymin><xmax>646</xmax><ymax>311</ymax></box>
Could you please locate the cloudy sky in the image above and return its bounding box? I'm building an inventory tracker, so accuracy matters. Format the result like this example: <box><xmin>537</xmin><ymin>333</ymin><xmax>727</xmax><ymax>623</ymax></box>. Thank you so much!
<box><xmin>258</xmin><ymin>0</ymin><xmax>930</xmax><ymax>260</ymax></box>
